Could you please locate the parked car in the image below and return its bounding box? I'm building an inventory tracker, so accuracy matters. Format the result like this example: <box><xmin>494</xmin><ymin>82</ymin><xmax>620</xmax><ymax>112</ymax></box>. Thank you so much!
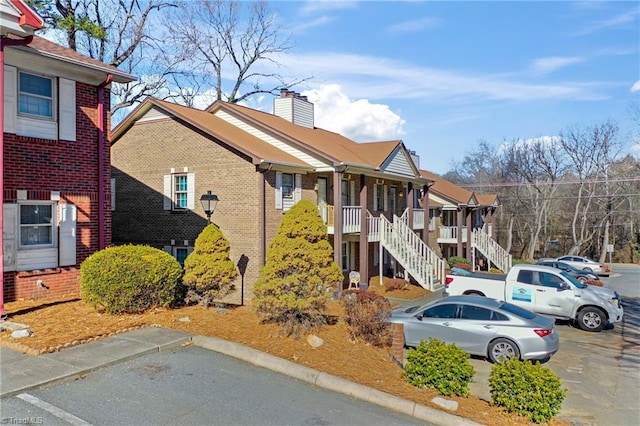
<box><xmin>536</xmin><ymin>260</ymin><xmax>601</xmax><ymax>284</ymax></box>
<box><xmin>554</xmin><ymin>255</ymin><xmax>607</xmax><ymax>275</ymax></box>
<box><xmin>389</xmin><ymin>295</ymin><xmax>559</xmax><ymax>363</ymax></box>
<box><xmin>444</xmin><ymin>264</ymin><xmax>623</xmax><ymax>332</ymax></box>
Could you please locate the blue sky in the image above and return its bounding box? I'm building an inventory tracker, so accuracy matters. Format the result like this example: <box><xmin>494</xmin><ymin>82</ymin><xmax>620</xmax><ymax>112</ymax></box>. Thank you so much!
<box><xmin>241</xmin><ymin>0</ymin><xmax>639</xmax><ymax>175</ymax></box>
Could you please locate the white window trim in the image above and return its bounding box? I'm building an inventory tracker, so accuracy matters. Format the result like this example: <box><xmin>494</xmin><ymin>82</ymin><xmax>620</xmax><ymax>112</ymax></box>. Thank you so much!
<box><xmin>163</xmin><ymin>172</ymin><xmax>195</xmax><ymax>211</ymax></box>
<box><xmin>18</xmin><ymin>71</ymin><xmax>55</xmax><ymax>121</ymax></box>
<box><xmin>275</xmin><ymin>172</ymin><xmax>302</xmax><ymax>211</ymax></box>
<box><xmin>18</xmin><ymin>201</ymin><xmax>56</xmax><ymax>249</ymax></box>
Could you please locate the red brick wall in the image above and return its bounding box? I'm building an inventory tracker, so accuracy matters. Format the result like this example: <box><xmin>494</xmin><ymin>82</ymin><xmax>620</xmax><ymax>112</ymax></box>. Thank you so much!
<box><xmin>2</xmin><ymin>82</ymin><xmax>109</xmax><ymax>302</ymax></box>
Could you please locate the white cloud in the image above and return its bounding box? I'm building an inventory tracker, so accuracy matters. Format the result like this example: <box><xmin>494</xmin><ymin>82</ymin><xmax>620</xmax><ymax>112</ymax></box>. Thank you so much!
<box><xmin>273</xmin><ymin>52</ymin><xmax>609</xmax><ymax>103</ymax></box>
<box><xmin>575</xmin><ymin>7</ymin><xmax>640</xmax><ymax>35</ymax></box>
<box><xmin>298</xmin><ymin>1</ymin><xmax>358</xmax><ymax>16</ymax></box>
<box><xmin>530</xmin><ymin>56</ymin><xmax>585</xmax><ymax>74</ymax></box>
<box><xmin>302</xmin><ymin>84</ymin><xmax>406</xmax><ymax>141</ymax></box>
<box><xmin>291</xmin><ymin>16</ymin><xmax>335</xmax><ymax>33</ymax></box>
<box><xmin>631</xmin><ymin>80</ymin><xmax>640</xmax><ymax>93</ymax></box>
<box><xmin>387</xmin><ymin>17</ymin><xmax>441</xmax><ymax>33</ymax></box>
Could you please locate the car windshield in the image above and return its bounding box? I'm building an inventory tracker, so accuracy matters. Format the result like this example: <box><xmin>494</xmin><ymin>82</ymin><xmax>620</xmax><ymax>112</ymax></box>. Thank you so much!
<box><xmin>558</xmin><ymin>262</ymin><xmax>579</xmax><ymax>272</ymax></box>
<box><xmin>498</xmin><ymin>302</ymin><xmax>537</xmax><ymax>319</ymax></box>
<box><xmin>560</xmin><ymin>271</ymin><xmax>587</xmax><ymax>289</ymax></box>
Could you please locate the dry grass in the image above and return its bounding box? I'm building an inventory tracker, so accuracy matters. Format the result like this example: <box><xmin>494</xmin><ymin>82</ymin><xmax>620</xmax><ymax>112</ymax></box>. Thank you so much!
<box><xmin>1</xmin><ymin>279</ymin><xmax>568</xmax><ymax>426</ymax></box>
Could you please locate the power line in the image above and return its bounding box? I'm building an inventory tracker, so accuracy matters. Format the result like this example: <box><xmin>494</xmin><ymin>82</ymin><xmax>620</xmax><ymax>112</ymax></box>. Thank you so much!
<box><xmin>459</xmin><ymin>176</ymin><xmax>640</xmax><ymax>188</ymax></box>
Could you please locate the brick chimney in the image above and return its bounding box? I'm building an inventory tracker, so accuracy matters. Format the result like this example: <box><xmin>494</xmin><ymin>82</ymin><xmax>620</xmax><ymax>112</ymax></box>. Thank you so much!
<box><xmin>274</xmin><ymin>89</ymin><xmax>314</xmax><ymax>129</ymax></box>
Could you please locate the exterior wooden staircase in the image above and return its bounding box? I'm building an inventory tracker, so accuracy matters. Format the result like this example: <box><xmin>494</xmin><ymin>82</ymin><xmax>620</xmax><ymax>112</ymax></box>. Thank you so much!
<box><xmin>471</xmin><ymin>229</ymin><xmax>512</xmax><ymax>273</ymax></box>
<box><xmin>376</xmin><ymin>214</ymin><xmax>446</xmax><ymax>291</ymax></box>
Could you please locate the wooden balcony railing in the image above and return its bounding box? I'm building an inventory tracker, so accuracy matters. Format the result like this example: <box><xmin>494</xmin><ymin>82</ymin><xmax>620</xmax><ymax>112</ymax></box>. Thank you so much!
<box><xmin>438</xmin><ymin>225</ymin><xmax>468</xmax><ymax>243</ymax></box>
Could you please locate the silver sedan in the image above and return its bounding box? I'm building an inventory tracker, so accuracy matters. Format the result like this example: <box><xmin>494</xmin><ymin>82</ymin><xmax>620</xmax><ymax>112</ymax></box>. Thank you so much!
<box><xmin>389</xmin><ymin>295</ymin><xmax>560</xmax><ymax>363</ymax></box>
<box><xmin>555</xmin><ymin>255</ymin><xmax>607</xmax><ymax>275</ymax></box>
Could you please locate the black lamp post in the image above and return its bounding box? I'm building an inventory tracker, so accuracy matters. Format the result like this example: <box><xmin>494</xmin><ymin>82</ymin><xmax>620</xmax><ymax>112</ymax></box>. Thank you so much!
<box><xmin>200</xmin><ymin>190</ymin><xmax>219</xmax><ymax>223</ymax></box>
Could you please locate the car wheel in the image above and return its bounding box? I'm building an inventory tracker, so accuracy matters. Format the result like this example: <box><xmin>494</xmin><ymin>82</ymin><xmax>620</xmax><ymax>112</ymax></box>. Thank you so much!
<box><xmin>583</xmin><ymin>267</ymin><xmax>593</xmax><ymax>273</ymax></box>
<box><xmin>488</xmin><ymin>338</ymin><xmax>520</xmax><ymax>363</ymax></box>
<box><xmin>577</xmin><ymin>307</ymin><xmax>606</xmax><ymax>332</ymax></box>
<box><xmin>576</xmin><ymin>276</ymin><xmax>587</xmax><ymax>284</ymax></box>
<box><xmin>464</xmin><ymin>291</ymin><xmax>485</xmax><ymax>297</ymax></box>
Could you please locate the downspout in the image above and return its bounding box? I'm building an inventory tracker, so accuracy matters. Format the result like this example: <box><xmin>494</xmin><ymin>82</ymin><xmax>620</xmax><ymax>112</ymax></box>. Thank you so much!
<box><xmin>97</xmin><ymin>74</ymin><xmax>112</xmax><ymax>250</ymax></box>
<box><xmin>1</xmin><ymin>35</ymin><xmax>34</xmax><ymax>318</ymax></box>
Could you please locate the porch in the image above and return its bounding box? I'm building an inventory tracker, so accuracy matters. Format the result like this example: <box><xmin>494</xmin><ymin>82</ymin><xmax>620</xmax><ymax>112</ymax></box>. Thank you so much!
<box><xmin>436</xmin><ymin>225</ymin><xmax>468</xmax><ymax>244</ymax></box>
<box><xmin>319</xmin><ymin>205</ymin><xmax>426</xmax><ymax>236</ymax></box>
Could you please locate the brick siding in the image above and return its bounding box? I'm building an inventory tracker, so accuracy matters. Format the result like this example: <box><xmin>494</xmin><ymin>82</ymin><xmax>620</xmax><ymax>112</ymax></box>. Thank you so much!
<box><xmin>3</xmin><ymin>83</ymin><xmax>109</xmax><ymax>302</ymax></box>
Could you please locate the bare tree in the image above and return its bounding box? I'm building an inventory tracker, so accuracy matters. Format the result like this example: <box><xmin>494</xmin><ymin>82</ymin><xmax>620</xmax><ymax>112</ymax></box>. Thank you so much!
<box><xmin>560</xmin><ymin>121</ymin><xmax>622</xmax><ymax>255</ymax></box>
<box><xmin>168</xmin><ymin>0</ymin><xmax>312</xmax><ymax>105</ymax></box>
<box><xmin>497</xmin><ymin>137</ymin><xmax>567</xmax><ymax>260</ymax></box>
<box><xmin>28</xmin><ymin>0</ymin><xmax>181</xmax><ymax>117</ymax></box>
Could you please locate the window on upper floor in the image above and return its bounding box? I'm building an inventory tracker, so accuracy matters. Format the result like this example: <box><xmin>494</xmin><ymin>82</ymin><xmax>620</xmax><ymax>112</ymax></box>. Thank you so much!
<box><xmin>374</xmin><ymin>184</ymin><xmax>386</xmax><ymax>212</ymax></box>
<box><xmin>389</xmin><ymin>186</ymin><xmax>397</xmax><ymax>215</ymax></box>
<box><xmin>19</xmin><ymin>72</ymin><xmax>54</xmax><ymax>119</ymax></box>
<box><xmin>275</xmin><ymin>172</ymin><xmax>301</xmax><ymax>211</ymax></box>
<box><xmin>282</xmin><ymin>173</ymin><xmax>294</xmax><ymax>199</ymax></box>
<box><xmin>5</xmin><ymin>66</ymin><xmax>76</xmax><ymax>141</ymax></box>
<box><xmin>173</xmin><ymin>174</ymin><xmax>188</xmax><ymax>210</ymax></box>
<box><xmin>163</xmin><ymin>172</ymin><xmax>195</xmax><ymax>211</ymax></box>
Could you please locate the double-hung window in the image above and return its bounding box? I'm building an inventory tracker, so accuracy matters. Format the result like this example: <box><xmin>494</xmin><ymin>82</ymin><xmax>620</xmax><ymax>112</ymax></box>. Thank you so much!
<box><xmin>19</xmin><ymin>72</ymin><xmax>53</xmax><ymax>119</ymax></box>
<box><xmin>275</xmin><ymin>172</ymin><xmax>301</xmax><ymax>211</ymax></box>
<box><xmin>163</xmin><ymin>172</ymin><xmax>195</xmax><ymax>211</ymax></box>
<box><xmin>174</xmin><ymin>174</ymin><xmax>188</xmax><ymax>210</ymax></box>
<box><xmin>19</xmin><ymin>203</ymin><xmax>54</xmax><ymax>247</ymax></box>
<box><xmin>281</xmin><ymin>173</ymin><xmax>294</xmax><ymax>199</ymax></box>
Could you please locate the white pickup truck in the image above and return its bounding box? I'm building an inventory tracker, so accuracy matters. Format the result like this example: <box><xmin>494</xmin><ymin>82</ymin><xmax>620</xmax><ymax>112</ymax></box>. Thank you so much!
<box><xmin>443</xmin><ymin>264</ymin><xmax>623</xmax><ymax>332</ymax></box>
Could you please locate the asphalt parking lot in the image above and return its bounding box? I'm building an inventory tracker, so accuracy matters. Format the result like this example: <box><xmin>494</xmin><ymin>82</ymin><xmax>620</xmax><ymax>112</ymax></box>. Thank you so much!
<box><xmin>463</xmin><ymin>267</ymin><xmax>640</xmax><ymax>426</ymax></box>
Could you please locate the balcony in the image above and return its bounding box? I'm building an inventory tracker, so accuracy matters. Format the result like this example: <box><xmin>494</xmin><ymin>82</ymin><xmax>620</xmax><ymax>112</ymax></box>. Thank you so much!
<box><xmin>319</xmin><ymin>205</ymin><xmax>425</xmax><ymax>235</ymax></box>
<box><xmin>437</xmin><ymin>225</ymin><xmax>468</xmax><ymax>244</ymax></box>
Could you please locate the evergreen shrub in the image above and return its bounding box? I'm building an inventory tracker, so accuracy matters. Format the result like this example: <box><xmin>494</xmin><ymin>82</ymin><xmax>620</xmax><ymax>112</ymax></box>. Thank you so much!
<box><xmin>253</xmin><ymin>199</ymin><xmax>344</xmax><ymax>337</ymax></box>
<box><xmin>183</xmin><ymin>224</ymin><xmax>238</xmax><ymax>307</ymax></box>
<box><xmin>341</xmin><ymin>289</ymin><xmax>392</xmax><ymax>347</ymax></box>
<box><xmin>447</xmin><ymin>256</ymin><xmax>470</xmax><ymax>268</ymax></box>
<box><xmin>489</xmin><ymin>357</ymin><xmax>566</xmax><ymax>423</ymax></box>
<box><xmin>80</xmin><ymin>245</ymin><xmax>182</xmax><ymax>314</ymax></box>
<box><xmin>404</xmin><ymin>338</ymin><xmax>475</xmax><ymax>397</ymax></box>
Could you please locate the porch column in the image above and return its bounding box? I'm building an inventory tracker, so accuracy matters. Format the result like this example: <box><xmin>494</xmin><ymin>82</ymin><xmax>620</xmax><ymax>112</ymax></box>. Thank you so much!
<box><xmin>486</xmin><ymin>207</ymin><xmax>495</xmax><ymax>237</ymax></box>
<box><xmin>333</xmin><ymin>171</ymin><xmax>343</xmax><ymax>290</ymax></box>
<box><xmin>407</xmin><ymin>183</ymin><xmax>414</xmax><ymax>233</ymax></box>
<box><xmin>421</xmin><ymin>184</ymin><xmax>429</xmax><ymax>246</ymax></box>
<box><xmin>456</xmin><ymin>207</ymin><xmax>463</xmax><ymax>257</ymax></box>
<box><xmin>359</xmin><ymin>174</ymin><xmax>368</xmax><ymax>286</ymax></box>
<box><xmin>466</xmin><ymin>208</ymin><xmax>473</xmax><ymax>261</ymax></box>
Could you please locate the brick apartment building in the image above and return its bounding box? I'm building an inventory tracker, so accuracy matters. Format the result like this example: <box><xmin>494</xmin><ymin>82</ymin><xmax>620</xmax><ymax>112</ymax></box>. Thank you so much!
<box><xmin>1</xmin><ymin>0</ymin><xmax>135</xmax><ymax>312</ymax></box>
<box><xmin>111</xmin><ymin>94</ymin><xmax>440</xmax><ymax>304</ymax></box>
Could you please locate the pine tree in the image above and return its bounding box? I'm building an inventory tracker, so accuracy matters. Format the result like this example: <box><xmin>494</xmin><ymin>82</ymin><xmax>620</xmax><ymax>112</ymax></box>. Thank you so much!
<box><xmin>183</xmin><ymin>224</ymin><xmax>238</xmax><ymax>307</ymax></box>
<box><xmin>253</xmin><ymin>199</ymin><xmax>344</xmax><ymax>336</ymax></box>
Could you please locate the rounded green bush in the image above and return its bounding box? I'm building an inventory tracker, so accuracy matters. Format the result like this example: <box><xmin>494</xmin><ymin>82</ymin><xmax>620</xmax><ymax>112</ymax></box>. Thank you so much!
<box><xmin>80</xmin><ymin>245</ymin><xmax>182</xmax><ymax>314</ymax></box>
<box><xmin>489</xmin><ymin>357</ymin><xmax>566</xmax><ymax>423</ymax></box>
<box><xmin>404</xmin><ymin>338</ymin><xmax>475</xmax><ymax>397</ymax></box>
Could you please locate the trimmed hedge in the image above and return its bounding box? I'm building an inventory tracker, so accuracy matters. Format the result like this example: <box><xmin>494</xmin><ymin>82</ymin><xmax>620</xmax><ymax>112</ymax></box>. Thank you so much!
<box><xmin>80</xmin><ymin>245</ymin><xmax>182</xmax><ymax>314</ymax></box>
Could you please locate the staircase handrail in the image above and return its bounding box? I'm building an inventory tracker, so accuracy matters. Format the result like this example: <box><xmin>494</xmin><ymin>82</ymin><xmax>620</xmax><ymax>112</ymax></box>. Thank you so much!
<box><xmin>392</xmin><ymin>215</ymin><xmax>446</xmax><ymax>284</ymax></box>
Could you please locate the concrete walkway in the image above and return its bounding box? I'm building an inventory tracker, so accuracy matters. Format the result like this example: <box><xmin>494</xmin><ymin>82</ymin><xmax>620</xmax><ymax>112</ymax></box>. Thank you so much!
<box><xmin>0</xmin><ymin>327</ymin><xmax>479</xmax><ymax>426</ymax></box>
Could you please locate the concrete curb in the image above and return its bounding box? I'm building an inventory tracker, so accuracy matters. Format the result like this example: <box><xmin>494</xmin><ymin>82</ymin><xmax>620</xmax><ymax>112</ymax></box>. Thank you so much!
<box><xmin>192</xmin><ymin>335</ymin><xmax>482</xmax><ymax>426</ymax></box>
<box><xmin>0</xmin><ymin>329</ymin><xmax>191</xmax><ymax>398</ymax></box>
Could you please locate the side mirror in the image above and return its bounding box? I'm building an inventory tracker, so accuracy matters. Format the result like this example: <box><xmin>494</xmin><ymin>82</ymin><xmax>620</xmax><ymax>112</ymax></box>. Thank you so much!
<box><xmin>415</xmin><ymin>313</ymin><xmax>423</xmax><ymax>321</ymax></box>
<box><xmin>558</xmin><ymin>283</ymin><xmax>571</xmax><ymax>291</ymax></box>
